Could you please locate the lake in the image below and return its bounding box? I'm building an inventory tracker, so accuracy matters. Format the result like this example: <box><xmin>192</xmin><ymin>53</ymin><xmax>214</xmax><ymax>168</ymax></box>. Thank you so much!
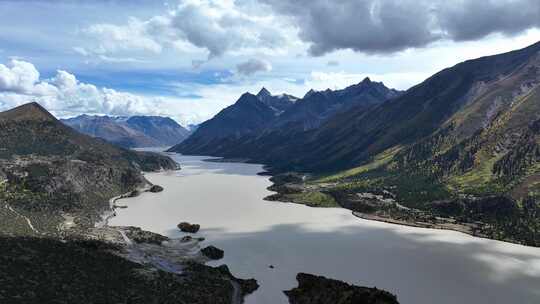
<box><xmin>110</xmin><ymin>154</ymin><xmax>540</xmax><ymax>304</ymax></box>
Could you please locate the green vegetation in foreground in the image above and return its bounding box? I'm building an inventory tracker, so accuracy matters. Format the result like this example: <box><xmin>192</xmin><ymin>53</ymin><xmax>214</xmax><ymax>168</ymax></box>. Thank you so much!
<box><xmin>0</xmin><ymin>237</ymin><xmax>255</xmax><ymax>304</ymax></box>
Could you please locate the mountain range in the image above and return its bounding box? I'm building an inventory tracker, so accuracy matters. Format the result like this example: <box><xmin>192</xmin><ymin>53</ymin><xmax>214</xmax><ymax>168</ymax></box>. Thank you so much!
<box><xmin>169</xmin><ymin>78</ymin><xmax>401</xmax><ymax>155</ymax></box>
<box><xmin>62</xmin><ymin>115</ymin><xmax>190</xmax><ymax>148</ymax></box>
<box><xmin>172</xmin><ymin>42</ymin><xmax>540</xmax><ymax>193</ymax></box>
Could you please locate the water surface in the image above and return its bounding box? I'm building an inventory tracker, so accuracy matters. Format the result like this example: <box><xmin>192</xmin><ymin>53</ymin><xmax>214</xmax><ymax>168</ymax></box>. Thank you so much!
<box><xmin>110</xmin><ymin>154</ymin><xmax>540</xmax><ymax>304</ymax></box>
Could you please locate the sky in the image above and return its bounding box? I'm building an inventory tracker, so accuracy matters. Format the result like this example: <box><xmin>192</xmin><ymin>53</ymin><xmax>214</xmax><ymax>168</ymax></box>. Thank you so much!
<box><xmin>0</xmin><ymin>0</ymin><xmax>539</xmax><ymax>126</ymax></box>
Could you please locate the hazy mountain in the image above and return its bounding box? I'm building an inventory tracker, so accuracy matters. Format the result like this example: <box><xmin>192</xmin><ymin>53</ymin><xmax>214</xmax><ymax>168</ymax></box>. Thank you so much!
<box><xmin>187</xmin><ymin>123</ymin><xmax>199</xmax><ymax>131</ymax></box>
<box><xmin>125</xmin><ymin>116</ymin><xmax>191</xmax><ymax>146</ymax></box>
<box><xmin>170</xmin><ymin>78</ymin><xmax>400</xmax><ymax>156</ymax></box>
<box><xmin>62</xmin><ymin>115</ymin><xmax>190</xmax><ymax>148</ymax></box>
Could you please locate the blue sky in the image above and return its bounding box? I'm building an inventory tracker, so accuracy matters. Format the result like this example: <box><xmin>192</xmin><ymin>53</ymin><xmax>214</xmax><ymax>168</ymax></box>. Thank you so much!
<box><xmin>0</xmin><ymin>0</ymin><xmax>539</xmax><ymax>126</ymax></box>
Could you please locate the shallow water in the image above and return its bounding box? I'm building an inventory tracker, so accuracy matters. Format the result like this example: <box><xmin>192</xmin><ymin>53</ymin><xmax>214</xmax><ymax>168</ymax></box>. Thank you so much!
<box><xmin>110</xmin><ymin>154</ymin><xmax>540</xmax><ymax>304</ymax></box>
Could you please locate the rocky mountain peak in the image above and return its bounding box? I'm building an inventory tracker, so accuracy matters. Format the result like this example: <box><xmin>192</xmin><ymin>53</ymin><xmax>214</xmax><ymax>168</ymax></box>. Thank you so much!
<box><xmin>237</xmin><ymin>92</ymin><xmax>260</xmax><ymax>104</ymax></box>
<box><xmin>0</xmin><ymin>102</ymin><xmax>56</xmax><ymax>122</ymax></box>
<box><xmin>304</xmin><ymin>89</ymin><xmax>317</xmax><ymax>98</ymax></box>
<box><xmin>257</xmin><ymin>87</ymin><xmax>272</xmax><ymax>99</ymax></box>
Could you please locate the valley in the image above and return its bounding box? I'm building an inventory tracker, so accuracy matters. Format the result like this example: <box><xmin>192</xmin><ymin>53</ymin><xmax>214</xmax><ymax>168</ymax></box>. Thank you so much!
<box><xmin>110</xmin><ymin>154</ymin><xmax>540</xmax><ymax>304</ymax></box>
<box><xmin>1</xmin><ymin>5</ymin><xmax>540</xmax><ymax>302</ymax></box>
<box><xmin>0</xmin><ymin>103</ymin><xmax>258</xmax><ymax>303</ymax></box>
<box><xmin>170</xmin><ymin>41</ymin><xmax>540</xmax><ymax>248</ymax></box>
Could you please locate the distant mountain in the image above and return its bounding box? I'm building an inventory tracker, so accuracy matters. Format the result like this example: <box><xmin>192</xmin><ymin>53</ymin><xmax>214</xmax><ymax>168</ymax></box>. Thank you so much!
<box><xmin>187</xmin><ymin>123</ymin><xmax>199</xmax><ymax>132</ymax></box>
<box><xmin>125</xmin><ymin>116</ymin><xmax>190</xmax><ymax>146</ymax></box>
<box><xmin>0</xmin><ymin>102</ymin><xmax>177</xmax><ymax>235</ymax></box>
<box><xmin>170</xmin><ymin>88</ymin><xmax>298</xmax><ymax>153</ymax></box>
<box><xmin>62</xmin><ymin>115</ymin><xmax>190</xmax><ymax>148</ymax></box>
<box><xmin>170</xmin><ymin>79</ymin><xmax>400</xmax><ymax>156</ymax></box>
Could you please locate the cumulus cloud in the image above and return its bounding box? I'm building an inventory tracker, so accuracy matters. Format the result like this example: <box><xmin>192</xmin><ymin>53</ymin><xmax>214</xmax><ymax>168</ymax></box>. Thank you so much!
<box><xmin>0</xmin><ymin>59</ymin><xmax>177</xmax><ymax>122</ymax></box>
<box><xmin>81</xmin><ymin>0</ymin><xmax>291</xmax><ymax>59</ymax></box>
<box><xmin>235</xmin><ymin>58</ymin><xmax>272</xmax><ymax>76</ymax></box>
<box><xmin>260</xmin><ymin>0</ymin><xmax>540</xmax><ymax>55</ymax></box>
<box><xmin>0</xmin><ymin>60</ymin><xmax>56</xmax><ymax>95</ymax></box>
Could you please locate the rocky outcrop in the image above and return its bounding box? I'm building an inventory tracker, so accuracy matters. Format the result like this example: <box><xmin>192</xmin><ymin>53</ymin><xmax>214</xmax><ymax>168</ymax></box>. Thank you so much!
<box><xmin>121</xmin><ymin>226</ymin><xmax>169</xmax><ymax>245</ymax></box>
<box><xmin>178</xmin><ymin>222</ymin><xmax>200</xmax><ymax>233</ymax></box>
<box><xmin>148</xmin><ymin>185</ymin><xmax>164</xmax><ymax>193</ymax></box>
<box><xmin>180</xmin><ymin>235</ymin><xmax>205</xmax><ymax>242</ymax></box>
<box><xmin>201</xmin><ymin>245</ymin><xmax>224</xmax><ymax>260</ymax></box>
<box><xmin>284</xmin><ymin>273</ymin><xmax>399</xmax><ymax>304</ymax></box>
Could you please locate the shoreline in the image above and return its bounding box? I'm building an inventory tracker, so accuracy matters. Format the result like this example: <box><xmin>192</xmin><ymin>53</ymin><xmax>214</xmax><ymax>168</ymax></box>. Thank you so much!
<box><xmin>91</xmin><ymin>168</ymin><xmax>259</xmax><ymax>304</ymax></box>
<box><xmin>95</xmin><ymin>186</ymin><xmax>150</xmax><ymax>228</ymax></box>
<box><xmin>176</xmin><ymin>155</ymin><xmax>539</xmax><ymax>248</ymax></box>
<box><xmin>261</xmin><ymin>171</ymin><xmax>539</xmax><ymax>248</ymax></box>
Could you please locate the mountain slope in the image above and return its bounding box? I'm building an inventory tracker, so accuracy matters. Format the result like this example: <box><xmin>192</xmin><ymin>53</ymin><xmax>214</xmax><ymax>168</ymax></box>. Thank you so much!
<box><xmin>247</xmin><ymin>41</ymin><xmax>540</xmax><ymax>173</ymax></box>
<box><xmin>0</xmin><ymin>102</ymin><xmax>177</xmax><ymax>235</ymax></box>
<box><xmin>62</xmin><ymin>115</ymin><xmax>190</xmax><ymax>148</ymax></box>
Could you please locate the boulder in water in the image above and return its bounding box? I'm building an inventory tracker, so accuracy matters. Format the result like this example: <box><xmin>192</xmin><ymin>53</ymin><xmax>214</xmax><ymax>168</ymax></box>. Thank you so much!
<box><xmin>177</xmin><ymin>222</ymin><xmax>200</xmax><ymax>233</ymax></box>
<box><xmin>149</xmin><ymin>185</ymin><xmax>164</xmax><ymax>193</ymax></box>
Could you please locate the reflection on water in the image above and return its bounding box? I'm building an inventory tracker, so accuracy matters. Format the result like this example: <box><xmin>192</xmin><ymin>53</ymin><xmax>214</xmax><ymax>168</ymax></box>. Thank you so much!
<box><xmin>110</xmin><ymin>155</ymin><xmax>540</xmax><ymax>304</ymax></box>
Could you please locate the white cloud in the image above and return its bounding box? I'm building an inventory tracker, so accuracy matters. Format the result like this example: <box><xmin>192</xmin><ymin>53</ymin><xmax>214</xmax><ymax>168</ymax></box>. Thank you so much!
<box><xmin>79</xmin><ymin>0</ymin><xmax>293</xmax><ymax>60</ymax></box>
<box><xmin>83</xmin><ymin>17</ymin><xmax>163</xmax><ymax>54</ymax></box>
<box><xmin>0</xmin><ymin>59</ymin><xmax>199</xmax><ymax>125</ymax></box>
<box><xmin>0</xmin><ymin>60</ymin><xmax>56</xmax><ymax>95</ymax></box>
